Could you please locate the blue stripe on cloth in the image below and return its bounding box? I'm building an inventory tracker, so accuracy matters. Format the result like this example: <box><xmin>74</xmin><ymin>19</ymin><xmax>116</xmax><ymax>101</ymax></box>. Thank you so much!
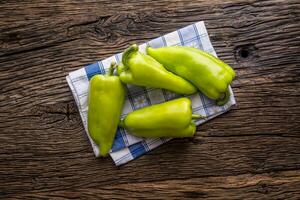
<box><xmin>120</xmin><ymin>127</ymin><xmax>129</xmax><ymax>146</ymax></box>
<box><xmin>199</xmin><ymin>94</ymin><xmax>209</xmax><ymax>117</ymax></box>
<box><xmin>85</xmin><ymin>62</ymin><xmax>102</xmax><ymax>80</ymax></box>
<box><xmin>115</xmin><ymin>150</ymin><xmax>132</xmax><ymax>164</ymax></box>
<box><xmin>177</xmin><ymin>29</ymin><xmax>185</xmax><ymax>46</ymax></box>
<box><xmin>128</xmin><ymin>142</ymin><xmax>147</xmax><ymax>158</ymax></box>
<box><xmin>126</xmin><ymin>88</ymin><xmax>136</xmax><ymax>110</ymax></box>
<box><xmin>161</xmin><ymin>36</ymin><xmax>168</xmax><ymax>47</ymax></box>
<box><xmin>192</xmin><ymin>24</ymin><xmax>204</xmax><ymax>50</ymax></box>
<box><xmin>111</xmin><ymin>128</ymin><xmax>126</xmax><ymax>152</ymax></box>
<box><xmin>179</xmin><ymin>24</ymin><xmax>197</xmax><ymax>46</ymax></box>
<box><xmin>128</xmin><ymin>84</ymin><xmax>146</xmax><ymax>97</ymax></box>
<box><xmin>143</xmin><ymin>88</ymin><xmax>152</xmax><ymax>106</ymax></box>
<box><xmin>98</xmin><ymin>61</ymin><xmax>105</xmax><ymax>74</ymax></box>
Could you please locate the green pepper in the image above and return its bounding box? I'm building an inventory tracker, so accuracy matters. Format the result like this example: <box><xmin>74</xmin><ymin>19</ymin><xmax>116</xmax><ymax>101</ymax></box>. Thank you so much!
<box><xmin>147</xmin><ymin>46</ymin><xmax>236</xmax><ymax>105</ymax></box>
<box><xmin>88</xmin><ymin>64</ymin><xmax>125</xmax><ymax>157</ymax></box>
<box><xmin>116</xmin><ymin>44</ymin><xmax>197</xmax><ymax>95</ymax></box>
<box><xmin>119</xmin><ymin>98</ymin><xmax>201</xmax><ymax>138</ymax></box>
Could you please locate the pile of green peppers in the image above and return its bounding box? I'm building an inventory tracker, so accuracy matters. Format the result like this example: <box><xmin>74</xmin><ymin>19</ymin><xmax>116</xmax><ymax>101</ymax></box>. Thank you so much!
<box><xmin>88</xmin><ymin>44</ymin><xmax>235</xmax><ymax>156</ymax></box>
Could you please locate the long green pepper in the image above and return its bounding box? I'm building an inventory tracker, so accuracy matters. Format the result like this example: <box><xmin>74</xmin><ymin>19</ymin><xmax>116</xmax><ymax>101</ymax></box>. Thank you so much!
<box><xmin>88</xmin><ymin>64</ymin><xmax>125</xmax><ymax>157</ymax></box>
<box><xmin>119</xmin><ymin>98</ymin><xmax>201</xmax><ymax>138</ymax></box>
<box><xmin>147</xmin><ymin>46</ymin><xmax>236</xmax><ymax>105</ymax></box>
<box><xmin>116</xmin><ymin>44</ymin><xmax>197</xmax><ymax>95</ymax></box>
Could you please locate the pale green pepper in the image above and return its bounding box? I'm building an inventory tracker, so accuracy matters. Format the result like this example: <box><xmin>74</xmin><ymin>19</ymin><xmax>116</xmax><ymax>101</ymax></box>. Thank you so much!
<box><xmin>88</xmin><ymin>64</ymin><xmax>125</xmax><ymax>156</ymax></box>
<box><xmin>119</xmin><ymin>98</ymin><xmax>201</xmax><ymax>138</ymax></box>
<box><xmin>147</xmin><ymin>46</ymin><xmax>236</xmax><ymax>105</ymax></box>
<box><xmin>116</xmin><ymin>44</ymin><xmax>197</xmax><ymax>95</ymax></box>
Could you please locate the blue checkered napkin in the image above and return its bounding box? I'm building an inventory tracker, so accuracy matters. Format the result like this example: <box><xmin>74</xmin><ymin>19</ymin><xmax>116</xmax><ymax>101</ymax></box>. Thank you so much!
<box><xmin>66</xmin><ymin>21</ymin><xmax>236</xmax><ymax>166</ymax></box>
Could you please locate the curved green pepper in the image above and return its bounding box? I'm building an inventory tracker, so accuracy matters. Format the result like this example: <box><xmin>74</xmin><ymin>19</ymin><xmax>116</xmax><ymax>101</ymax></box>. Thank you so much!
<box><xmin>88</xmin><ymin>64</ymin><xmax>125</xmax><ymax>157</ymax></box>
<box><xmin>116</xmin><ymin>44</ymin><xmax>197</xmax><ymax>95</ymax></box>
<box><xmin>147</xmin><ymin>46</ymin><xmax>236</xmax><ymax>105</ymax></box>
<box><xmin>119</xmin><ymin>98</ymin><xmax>201</xmax><ymax>138</ymax></box>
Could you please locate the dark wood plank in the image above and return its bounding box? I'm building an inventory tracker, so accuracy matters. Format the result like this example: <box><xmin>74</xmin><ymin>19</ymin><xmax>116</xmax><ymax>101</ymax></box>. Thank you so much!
<box><xmin>9</xmin><ymin>170</ymin><xmax>300</xmax><ymax>200</ymax></box>
<box><xmin>0</xmin><ymin>0</ymin><xmax>300</xmax><ymax>199</ymax></box>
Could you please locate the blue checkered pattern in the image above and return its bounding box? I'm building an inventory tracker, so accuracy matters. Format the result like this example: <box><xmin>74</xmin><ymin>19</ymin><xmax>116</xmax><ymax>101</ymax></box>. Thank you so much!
<box><xmin>66</xmin><ymin>21</ymin><xmax>236</xmax><ymax>166</ymax></box>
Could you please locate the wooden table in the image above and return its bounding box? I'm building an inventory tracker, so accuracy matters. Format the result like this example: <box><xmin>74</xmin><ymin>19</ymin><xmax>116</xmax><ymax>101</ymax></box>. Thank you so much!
<box><xmin>1</xmin><ymin>0</ymin><xmax>299</xmax><ymax>199</ymax></box>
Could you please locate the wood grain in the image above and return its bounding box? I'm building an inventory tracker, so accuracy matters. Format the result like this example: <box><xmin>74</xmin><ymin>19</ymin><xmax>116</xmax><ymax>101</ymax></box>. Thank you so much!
<box><xmin>10</xmin><ymin>170</ymin><xmax>300</xmax><ymax>200</ymax></box>
<box><xmin>0</xmin><ymin>0</ymin><xmax>300</xmax><ymax>199</ymax></box>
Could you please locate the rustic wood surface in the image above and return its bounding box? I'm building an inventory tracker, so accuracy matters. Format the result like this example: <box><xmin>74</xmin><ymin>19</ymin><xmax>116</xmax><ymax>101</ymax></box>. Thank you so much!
<box><xmin>1</xmin><ymin>0</ymin><xmax>300</xmax><ymax>199</ymax></box>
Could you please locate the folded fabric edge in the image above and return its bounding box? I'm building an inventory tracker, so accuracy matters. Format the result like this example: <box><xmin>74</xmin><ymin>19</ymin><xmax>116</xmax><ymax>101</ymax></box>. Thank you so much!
<box><xmin>110</xmin><ymin>138</ymin><xmax>171</xmax><ymax>166</ymax></box>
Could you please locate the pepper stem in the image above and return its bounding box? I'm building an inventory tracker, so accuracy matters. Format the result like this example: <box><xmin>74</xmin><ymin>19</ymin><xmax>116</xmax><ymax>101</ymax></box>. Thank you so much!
<box><xmin>191</xmin><ymin>114</ymin><xmax>204</xmax><ymax>119</ymax></box>
<box><xmin>216</xmin><ymin>88</ymin><xmax>230</xmax><ymax>106</ymax></box>
<box><xmin>108</xmin><ymin>62</ymin><xmax>117</xmax><ymax>76</ymax></box>
<box><xmin>122</xmin><ymin>44</ymin><xmax>138</xmax><ymax>68</ymax></box>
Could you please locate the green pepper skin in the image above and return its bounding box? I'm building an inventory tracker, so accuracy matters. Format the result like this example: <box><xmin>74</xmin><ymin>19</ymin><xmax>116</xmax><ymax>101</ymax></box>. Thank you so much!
<box><xmin>147</xmin><ymin>46</ymin><xmax>236</xmax><ymax>105</ymax></box>
<box><xmin>88</xmin><ymin>65</ymin><xmax>125</xmax><ymax>157</ymax></box>
<box><xmin>116</xmin><ymin>44</ymin><xmax>197</xmax><ymax>95</ymax></box>
<box><xmin>119</xmin><ymin>98</ymin><xmax>201</xmax><ymax>138</ymax></box>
